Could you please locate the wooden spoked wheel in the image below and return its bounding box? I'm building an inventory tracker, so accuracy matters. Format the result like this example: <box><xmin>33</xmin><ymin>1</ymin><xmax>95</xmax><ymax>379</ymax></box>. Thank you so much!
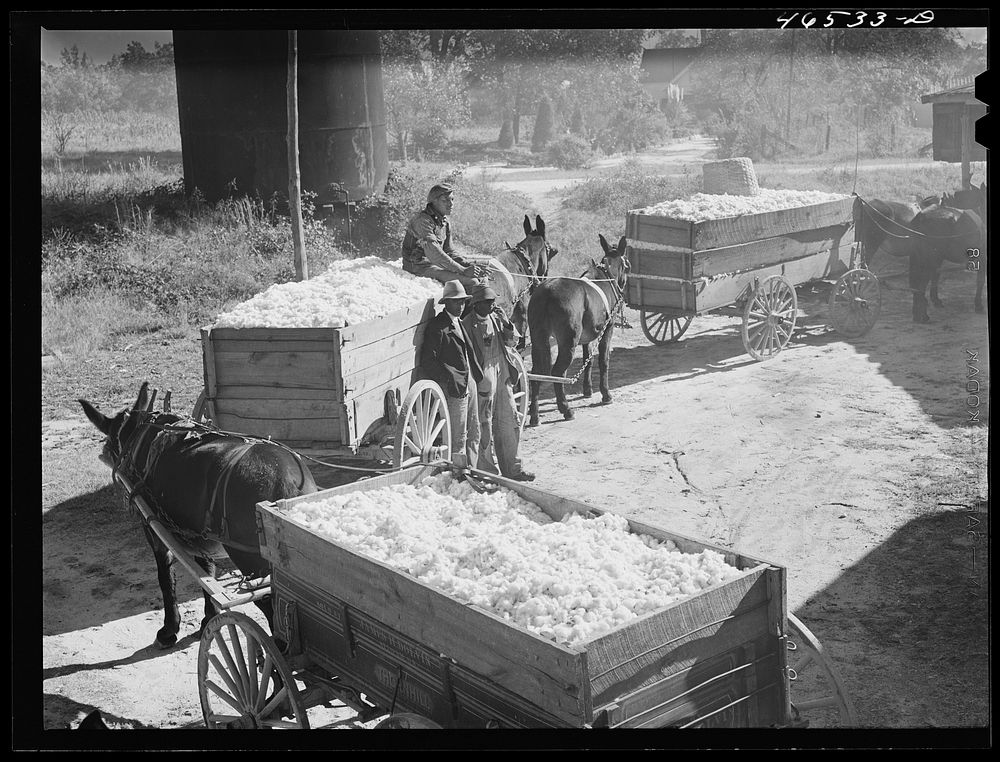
<box><xmin>198</xmin><ymin>612</ymin><xmax>310</xmax><ymax>729</ymax></box>
<box><xmin>741</xmin><ymin>276</ymin><xmax>797</xmax><ymax>361</ymax></box>
<box><xmin>829</xmin><ymin>268</ymin><xmax>881</xmax><ymax>338</ymax></box>
<box><xmin>373</xmin><ymin>713</ymin><xmax>442</xmax><ymax>729</ymax></box>
<box><xmin>508</xmin><ymin>349</ymin><xmax>529</xmax><ymax>435</ymax></box>
<box><xmin>392</xmin><ymin>380</ymin><xmax>452</xmax><ymax>469</ymax></box>
<box><xmin>785</xmin><ymin>612</ymin><xmax>859</xmax><ymax>728</ymax></box>
<box><xmin>640</xmin><ymin>309</ymin><xmax>694</xmax><ymax>345</ymax></box>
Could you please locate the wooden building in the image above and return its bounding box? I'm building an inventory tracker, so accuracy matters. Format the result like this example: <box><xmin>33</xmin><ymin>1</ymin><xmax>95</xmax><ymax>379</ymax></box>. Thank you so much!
<box><xmin>639</xmin><ymin>47</ymin><xmax>701</xmax><ymax>110</ymax></box>
<box><xmin>921</xmin><ymin>78</ymin><xmax>987</xmax><ymax>188</ymax></box>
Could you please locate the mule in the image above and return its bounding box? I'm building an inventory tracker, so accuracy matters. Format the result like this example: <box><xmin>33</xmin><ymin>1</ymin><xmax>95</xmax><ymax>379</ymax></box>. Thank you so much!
<box><xmin>79</xmin><ymin>382</ymin><xmax>318</xmax><ymax>648</ymax></box>
<box><xmin>852</xmin><ymin>196</ymin><xmax>922</xmax><ymax>269</ymax></box>
<box><xmin>908</xmin><ymin>204</ymin><xmax>985</xmax><ymax>322</ymax></box>
<box><xmin>496</xmin><ymin>214</ymin><xmax>559</xmax><ymax>349</ymax></box>
<box><xmin>527</xmin><ymin>234</ymin><xmax>630</xmax><ymax>426</ymax></box>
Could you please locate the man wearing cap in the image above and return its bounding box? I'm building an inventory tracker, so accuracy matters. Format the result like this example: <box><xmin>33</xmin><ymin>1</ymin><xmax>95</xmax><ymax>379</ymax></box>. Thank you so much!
<box><xmin>419</xmin><ymin>280</ymin><xmax>484</xmax><ymax>466</ymax></box>
<box><xmin>462</xmin><ymin>284</ymin><xmax>536</xmax><ymax>482</ymax></box>
<box><xmin>402</xmin><ymin>183</ymin><xmax>490</xmax><ymax>291</ymax></box>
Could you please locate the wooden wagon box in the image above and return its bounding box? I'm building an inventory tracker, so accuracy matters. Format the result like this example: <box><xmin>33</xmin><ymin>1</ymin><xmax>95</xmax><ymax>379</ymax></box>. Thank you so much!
<box><xmin>200</xmin><ymin>297</ymin><xmax>436</xmax><ymax>450</ymax></box>
<box><xmin>625</xmin><ymin>197</ymin><xmax>856</xmax><ymax>314</ymax></box>
<box><xmin>255</xmin><ymin>466</ymin><xmax>791</xmax><ymax>728</ymax></box>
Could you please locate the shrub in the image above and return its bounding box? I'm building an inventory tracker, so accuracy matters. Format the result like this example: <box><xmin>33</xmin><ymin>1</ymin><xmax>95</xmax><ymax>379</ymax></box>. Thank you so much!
<box><xmin>548</xmin><ymin>135</ymin><xmax>594</xmax><ymax>169</ymax></box>
<box><xmin>412</xmin><ymin>125</ymin><xmax>450</xmax><ymax>159</ymax></box>
<box><xmin>570</xmin><ymin>107</ymin><xmax>585</xmax><ymax>137</ymax></box>
<box><xmin>531</xmin><ymin>98</ymin><xmax>555</xmax><ymax>153</ymax></box>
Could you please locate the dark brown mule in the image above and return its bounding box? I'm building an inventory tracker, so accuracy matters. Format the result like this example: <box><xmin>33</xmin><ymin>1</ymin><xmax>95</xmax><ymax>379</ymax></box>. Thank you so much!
<box><xmin>942</xmin><ymin>183</ymin><xmax>987</xmax><ymax>314</ymax></box>
<box><xmin>527</xmin><ymin>234</ymin><xmax>630</xmax><ymax>426</ymax></box>
<box><xmin>909</xmin><ymin>203</ymin><xmax>985</xmax><ymax>322</ymax></box>
<box><xmin>79</xmin><ymin>382</ymin><xmax>318</xmax><ymax>648</ymax></box>
<box><xmin>852</xmin><ymin>196</ymin><xmax>922</xmax><ymax>269</ymax></box>
<box><xmin>498</xmin><ymin>214</ymin><xmax>559</xmax><ymax>350</ymax></box>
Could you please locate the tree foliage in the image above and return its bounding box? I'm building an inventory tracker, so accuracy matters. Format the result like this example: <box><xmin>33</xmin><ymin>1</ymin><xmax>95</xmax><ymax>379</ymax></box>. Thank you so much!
<box><xmin>381</xmin><ymin>60</ymin><xmax>470</xmax><ymax>161</ymax></box>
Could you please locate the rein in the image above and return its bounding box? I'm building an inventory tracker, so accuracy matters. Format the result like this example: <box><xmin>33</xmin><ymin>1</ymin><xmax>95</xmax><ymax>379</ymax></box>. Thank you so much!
<box><xmin>856</xmin><ymin>196</ymin><xmax>982</xmax><ymax>242</ymax></box>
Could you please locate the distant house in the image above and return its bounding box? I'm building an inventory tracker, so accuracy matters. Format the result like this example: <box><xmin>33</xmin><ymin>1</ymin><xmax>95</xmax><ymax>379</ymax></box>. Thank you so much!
<box><xmin>639</xmin><ymin>47</ymin><xmax>702</xmax><ymax>110</ymax></box>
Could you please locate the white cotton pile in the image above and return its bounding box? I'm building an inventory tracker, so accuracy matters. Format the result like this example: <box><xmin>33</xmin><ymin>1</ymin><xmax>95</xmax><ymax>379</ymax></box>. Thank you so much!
<box><xmin>636</xmin><ymin>189</ymin><xmax>849</xmax><ymax>222</ymax></box>
<box><xmin>279</xmin><ymin>472</ymin><xmax>742</xmax><ymax>647</ymax></box>
<box><xmin>213</xmin><ymin>257</ymin><xmax>442</xmax><ymax>329</ymax></box>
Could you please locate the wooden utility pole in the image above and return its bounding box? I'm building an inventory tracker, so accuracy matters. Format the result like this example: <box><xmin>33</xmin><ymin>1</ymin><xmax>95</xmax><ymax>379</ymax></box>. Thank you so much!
<box><xmin>960</xmin><ymin>108</ymin><xmax>972</xmax><ymax>190</ymax></box>
<box><xmin>287</xmin><ymin>30</ymin><xmax>308</xmax><ymax>281</ymax></box>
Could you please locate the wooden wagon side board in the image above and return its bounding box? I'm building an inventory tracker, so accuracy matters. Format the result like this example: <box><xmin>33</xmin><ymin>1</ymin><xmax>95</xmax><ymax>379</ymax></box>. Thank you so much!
<box><xmin>627</xmin><ymin>197</ymin><xmax>854</xmax><ymax>251</ymax></box>
<box><xmin>256</xmin><ymin>501</ymin><xmax>591</xmax><ymax>726</ymax></box>
<box><xmin>628</xmin><ymin>222</ymin><xmax>854</xmax><ymax>281</ymax></box>
<box><xmin>262</xmin><ymin>465</ymin><xmax>789</xmax><ymax>726</ymax></box>
<box><xmin>629</xmin><ymin>246</ymin><xmax>851</xmax><ymax>314</ymax></box>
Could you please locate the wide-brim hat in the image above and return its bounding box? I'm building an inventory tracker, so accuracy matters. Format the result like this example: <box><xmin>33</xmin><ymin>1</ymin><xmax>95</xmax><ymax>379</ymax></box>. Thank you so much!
<box><xmin>427</xmin><ymin>183</ymin><xmax>455</xmax><ymax>204</ymax></box>
<box><xmin>471</xmin><ymin>285</ymin><xmax>498</xmax><ymax>304</ymax></box>
<box><xmin>438</xmin><ymin>280</ymin><xmax>470</xmax><ymax>303</ymax></box>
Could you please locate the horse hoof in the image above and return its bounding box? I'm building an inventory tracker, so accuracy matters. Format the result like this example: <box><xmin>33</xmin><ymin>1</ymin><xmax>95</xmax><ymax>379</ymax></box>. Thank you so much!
<box><xmin>600</xmin><ymin>397</ymin><xmax>612</xmax><ymax>405</ymax></box>
<box><xmin>914</xmin><ymin>315</ymin><xmax>931</xmax><ymax>324</ymax></box>
<box><xmin>528</xmin><ymin>419</ymin><xmax>539</xmax><ymax>428</ymax></box>
<box><xmin>562</xmin><ymin>410</ymin><xmax>575</xmax><ymax>420</ymax></box>
<box><xmin>155</xmin><ymin>632</ymin><xmax>178</xmax><ymax>650</ymax></box>
<box><xmin>582</xmin><ymin>392</ymin><xmax>593</xmax><ymax>399</ymax></box>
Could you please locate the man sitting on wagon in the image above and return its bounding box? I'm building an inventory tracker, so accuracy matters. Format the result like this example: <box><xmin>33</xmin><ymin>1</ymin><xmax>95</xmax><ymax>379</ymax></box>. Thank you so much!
<box><xmin>402</xmin><ymin>183</ymin><xmax>490</xmax><ymax>291</ymax></box>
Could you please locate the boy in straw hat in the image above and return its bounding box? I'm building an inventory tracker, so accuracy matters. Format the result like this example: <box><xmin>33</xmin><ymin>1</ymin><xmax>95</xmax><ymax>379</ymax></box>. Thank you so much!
<box><xmin>462</xmin><ymin>284</ymin><xmax>535</xmax><ymax>482</ymax></box>
<box><xmin>401</xmin><ymin>182</ymin><xmax>491</xmax><ymax>291</ymax></box>
<box><xmin>419</xmin><ymin>280</ymin><xmax>484</xmax><ymax>466</ymax></box>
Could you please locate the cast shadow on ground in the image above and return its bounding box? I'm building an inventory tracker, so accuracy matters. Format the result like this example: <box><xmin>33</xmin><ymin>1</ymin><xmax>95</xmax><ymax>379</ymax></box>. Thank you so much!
<box><xmin>43</xmin><ymin>634</ymin><xmax>200</xmax><ymax>682</ymax></box>
<box><xmin>43</xmin><ymin>484</ymin><xmax>203</xmax><ymax>637</ymax></box>
<box><xmin>44</xmin><ymin>693</ymin><xmax>161</xmax><ymax>731</ymax></box>
<box><xmin>791</xmin><ymin>507</ymin><xmax>989</xmax><ymax>727</ymax></box>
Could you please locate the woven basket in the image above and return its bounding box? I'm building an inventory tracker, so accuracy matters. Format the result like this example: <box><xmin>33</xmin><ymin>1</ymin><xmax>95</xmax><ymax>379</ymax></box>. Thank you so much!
<box><xmin>702</xmin><ymin>157</ymin><xmax>760</xmax><ymax>196</ymax></box>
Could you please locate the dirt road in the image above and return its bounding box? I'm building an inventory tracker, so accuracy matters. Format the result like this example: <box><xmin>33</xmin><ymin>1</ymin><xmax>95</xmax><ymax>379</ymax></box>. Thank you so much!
<box><xmin>39</xmin><ymin>138</ymin><xmax>989</xmax><ymax>737</ymax></box>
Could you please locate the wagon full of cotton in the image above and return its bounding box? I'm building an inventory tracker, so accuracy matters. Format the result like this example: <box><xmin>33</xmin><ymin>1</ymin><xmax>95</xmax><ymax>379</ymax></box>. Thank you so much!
<box><xmin>624</xmin><ymin>188</ymin><xmax>881</xmax><ymax>360</ymax></box>
<box><xmin>196</xmin><ymin>257</ymin><xmax>461</xmax><ymax>470</ymax></box>
<box><xmin>249</xmin><ymin>464</ymin><xmax>857</xmax><ymax>728</ymax></box>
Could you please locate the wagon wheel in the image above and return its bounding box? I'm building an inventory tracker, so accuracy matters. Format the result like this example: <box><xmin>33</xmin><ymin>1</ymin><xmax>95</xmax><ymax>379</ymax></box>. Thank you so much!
<box><xmin>198</xmin><ymin>611</ymin><xmax>310</xmax><ymax>729</ymax></box>
<box><xmin>741</xmin><ymin>276</ymin><xmax>797</xmax><ymax>361</ymax></box>
<box><xmin>507</xmin><ymin>349</ymin><xmax>529</xmax><ymax>435</ymax></box>
<box><xmin>640</xmin><ymin>309</ymin><xmax>694</xmax><ymax>345</ymax></box>
<box><xmin>392</xmin><ymin>380</ymin><xmax>452</xmax><ymax>469</ymax></box>
<box><xmin>373</xmin><ymin>713</ymin><xmax>443</xmax><ymax>729</ymax></box>
<box><xmin>785</xmin><ymin>612</ymin><xmax>858</xmax><ymax>728</ymax></box>
<box><xmin>829</xmin><ymin>268</ymin><xmax>881</xmax><ymax>338</ymax></box>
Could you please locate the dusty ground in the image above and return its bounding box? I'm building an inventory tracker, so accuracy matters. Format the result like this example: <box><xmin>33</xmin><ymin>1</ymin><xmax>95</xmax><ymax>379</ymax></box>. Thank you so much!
<box><xmin>38</xmin><ymin>139</ymin><xmax>989</xmax><ymax>742</ymax></box>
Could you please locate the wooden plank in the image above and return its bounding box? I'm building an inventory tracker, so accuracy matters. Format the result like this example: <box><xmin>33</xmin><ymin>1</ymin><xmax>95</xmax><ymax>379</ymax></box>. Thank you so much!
<box><xmin>213</xmin><ymin>396</ymin><xmax>344</xmax><ymax>420</ymax></box>
<box><xmin>342</xmin><ymin>346</ymin><xmax>420</xmax><ymax>398</ymax></box>
<box><xmin>629</xmin><ymin>224</ymin><xmax>854</xmax><ymax>281</ymax></box>
<box><xmin>200</xmin><ymin>327</ymin><xmax>218</xmax><ymax>402</ymax></box>
<box><xmin>256</xmin><ymin>503</ymin><xmax>590</xmax><ymax>725</ymax></box>
<box><xmin>339</xmin><ymin>298</ymin><xmax>436</xmax><ymax>353</ymax></box>
<box><xmin>627</xmin><ymin>279</ymin><xmax>695</xmax><ymax>312</ymax></box>
<box><xmin>213</xmin><ymin>350</ymin><xmax>339</xmax><ymax>391</ymax></box>
<box><xmin>212</xmin><ymin>385</ymin><xmax>338</xmax><ymax>401</ymax></box>
<box><xmin>627</xmin><ymin>198</ymin><xmax>854</xmax><ymax>252</ymax></box>
<box><xmin>348</xmin><ymin>366</ymin><xmax>418</xmax><ymax>444</ymax></box>
<box><xmin>692</xmin><ymin>247</ymin><xmax>846</xmax><ymax>313</ymax></box>
<box><xmin>207</xmin><ymin>326</ymin><xmax>341</xmax><ymax>343</ymax></box>
<box><xmin>693</xmin><ymin>198</ymin><xmax>854</xmax><ymax>250</ymax></box>
<box><xmin>585</xmin><ymin>569</ymin><xmax>772</xmax><ymax>703</ymax></box>
<box><xmin>213</xmin><ymin>411</ymin><xmax>343</xmax><ymax>444</ymax></box>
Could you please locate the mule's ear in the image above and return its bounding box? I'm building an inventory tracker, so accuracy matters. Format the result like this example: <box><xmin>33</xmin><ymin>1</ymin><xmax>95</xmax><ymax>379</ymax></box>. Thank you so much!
<box><xmin>523</xmin><ymin>215</ymin><xmax>532</xmax><ymax>237</ymax></box>
<box><xmin>617</xmin><ymin>235</ymin><xmax>628</xmax><ymax>255</ymax></box>
<box><xmin>503</xmin><ymin>239</ymin><xmax>512</xmax><ymax>250</ymax></box>
<box><xmin>79</xmin><ymin>399</ymin><xmax>112</xmax><ymax>435</ymax></box>
<box><xmin>535</xmin><ymin>215</ymin><xmax>545</xmax><ymax>238</ymax></box>
<box><xmin>546</xmin><ymin>246</ymin><xmax>558</xmax><ymax>261</ymax></box>
<box><xmin>132</xmin><ymin>381</ymin><xmax>150</xmax><ymax>412</ymax></box>
<box><xmin>598</xmin><ymin>234</ymin><xmax>611</xmax><ymax>255</ymax></box>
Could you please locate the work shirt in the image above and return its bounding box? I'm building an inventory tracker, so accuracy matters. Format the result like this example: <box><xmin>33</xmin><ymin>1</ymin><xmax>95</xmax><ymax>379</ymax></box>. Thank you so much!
<box><xmin>401</xmin><ymin>206</ymin><xmax>468</xmax><ymax>273</ymax></box>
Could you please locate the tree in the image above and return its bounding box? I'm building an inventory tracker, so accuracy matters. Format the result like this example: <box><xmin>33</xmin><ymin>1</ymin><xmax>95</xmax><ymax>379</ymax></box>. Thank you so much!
<box><xmin>60</xmin><ymin>44</ymin><xmax>90</xmax><ymax>68</ymax></box>
<box><xmin>381</xmin><ymin>60</ymin><xmax>470</xmax><ymax>161</ymax></box>
<box><xmin>531</xmin><ymin>97</ymin><xmax>554</xmax><ymax>152</ymax></box>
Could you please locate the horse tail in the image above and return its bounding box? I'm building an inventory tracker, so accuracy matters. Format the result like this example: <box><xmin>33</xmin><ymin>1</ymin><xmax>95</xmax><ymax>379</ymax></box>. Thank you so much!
<box><xmin>527</xmin><ymin>288</ymin><xmax>552</xmax><ymax>377</ymax></box>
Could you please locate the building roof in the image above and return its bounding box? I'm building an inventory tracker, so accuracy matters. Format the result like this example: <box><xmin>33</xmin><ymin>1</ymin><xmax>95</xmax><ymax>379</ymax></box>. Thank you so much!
<box><xmin>921</xmin><ymin>79</ymin><xmax>983</xmax><ymax>104</ymax></box>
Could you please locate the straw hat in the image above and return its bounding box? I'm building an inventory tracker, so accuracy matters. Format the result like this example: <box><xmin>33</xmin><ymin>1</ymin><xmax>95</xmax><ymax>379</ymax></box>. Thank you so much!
<box><xmin>438</xmin><ymin>280</ymin><xmax>470</xmax><ymax>303</ymax></box>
